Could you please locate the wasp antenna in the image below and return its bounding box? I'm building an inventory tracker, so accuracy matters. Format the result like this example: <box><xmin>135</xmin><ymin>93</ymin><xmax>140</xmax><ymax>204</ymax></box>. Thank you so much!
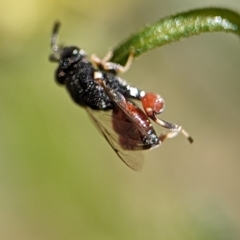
<box><xmin>51</xmin><ymin>21</ymin><xmax>61</xmax><ymax>52</ymax></box>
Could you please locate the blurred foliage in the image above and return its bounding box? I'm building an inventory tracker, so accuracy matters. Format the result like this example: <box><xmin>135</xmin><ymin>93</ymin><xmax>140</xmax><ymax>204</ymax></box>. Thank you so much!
<box><xmin>0</xmin><ymin>0</ymin><xmax>240</xmax><ymax>239</ymax></box>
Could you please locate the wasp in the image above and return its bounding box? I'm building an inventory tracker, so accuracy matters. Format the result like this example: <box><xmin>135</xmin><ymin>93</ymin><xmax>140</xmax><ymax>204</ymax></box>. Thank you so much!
<box><xmin>49</xmin><ymin>22</ymin><xmax>193</xmax><ymax>171</ymax></box>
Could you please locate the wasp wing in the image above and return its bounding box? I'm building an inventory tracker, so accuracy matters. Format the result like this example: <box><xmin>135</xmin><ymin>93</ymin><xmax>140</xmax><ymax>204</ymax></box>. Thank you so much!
<box><xmin>86</xmin><ymin>107</ymin><xmax>144</xmax><ymax>171</ymax></box>
<box><xmin>102</xmin><ymin>85</ymin><xmax>150</xmax><ymax>137</ymax></box>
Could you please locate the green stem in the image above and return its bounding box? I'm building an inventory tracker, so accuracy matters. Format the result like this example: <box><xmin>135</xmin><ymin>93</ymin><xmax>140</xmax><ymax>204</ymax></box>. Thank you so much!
<box><xmin>110</xmin><ymin>8</ymin><xmax>240</xmax><ymax>65</ymax></box>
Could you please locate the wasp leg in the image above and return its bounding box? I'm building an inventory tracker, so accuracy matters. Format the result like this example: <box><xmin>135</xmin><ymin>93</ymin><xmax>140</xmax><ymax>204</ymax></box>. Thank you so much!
<box><xmin>91</xmin><ymin>50</ymin><xmax>134</xmax><ymax>74</ymax></box>
<box><xmin>159</xmin><ymin>131</ymin><xmax>179</xmax><ymax>142</ymax></box>
<box><xmin>153</xmin><ymin>115</ymin><xmax>193</xmax><ymax>143</ymax></box>
<box><xmin>91</xmin><ymin>54</ymin><xmax>103</xmax><ymax>69</ymax></box>
<box><xmin>141</xmin><ymin>92</ymin><xmax>193</xmax><ymax>143</ymax></box>
<box><xmin>158</xmin><ymin>119</ymin><xmax>194</xmax><ymax>143</ymax></box>
<box><xmin>101</xmin><ymin>50</ymin><xmax>113</xmax><ymax>63</ymax></box>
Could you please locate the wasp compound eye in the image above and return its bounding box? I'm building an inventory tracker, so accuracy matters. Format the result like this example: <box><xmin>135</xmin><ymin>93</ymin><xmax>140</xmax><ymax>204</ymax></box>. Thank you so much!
<box><xmin>61</xmin><ymin>46</ymin><xmax>80</xmax><ymax>59</ymax></box>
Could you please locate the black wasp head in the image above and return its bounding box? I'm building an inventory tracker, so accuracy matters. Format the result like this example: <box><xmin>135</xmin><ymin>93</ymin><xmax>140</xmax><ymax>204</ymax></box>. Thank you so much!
<box><xmin>58</xmin><ymin>46</ymin><xmax>85</xmax><ymax>68</ymax></box>
<box><xmin>49</xmin><ymin>22</ymin><xmax>87</xmax><ymax>84</ymax></box>
<box><xmin>54</xmin><ymin>46</ymin><xmax>87</xmax><ymax>85</ymax></box>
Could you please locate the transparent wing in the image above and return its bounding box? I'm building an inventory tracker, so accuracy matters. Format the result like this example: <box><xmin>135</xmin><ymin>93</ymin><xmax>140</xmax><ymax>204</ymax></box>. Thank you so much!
<box><xmin>86</xmin><ymin>107</ymin><xmax>144</xmax><ymax>171</ymax></box>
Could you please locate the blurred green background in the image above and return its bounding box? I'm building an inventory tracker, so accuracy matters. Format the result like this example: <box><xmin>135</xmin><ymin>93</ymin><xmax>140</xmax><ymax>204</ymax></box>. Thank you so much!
<box><xmin>1</xmin><ymin>0</ymin><xmax>240</xmax><ymax>239</ymax></box>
